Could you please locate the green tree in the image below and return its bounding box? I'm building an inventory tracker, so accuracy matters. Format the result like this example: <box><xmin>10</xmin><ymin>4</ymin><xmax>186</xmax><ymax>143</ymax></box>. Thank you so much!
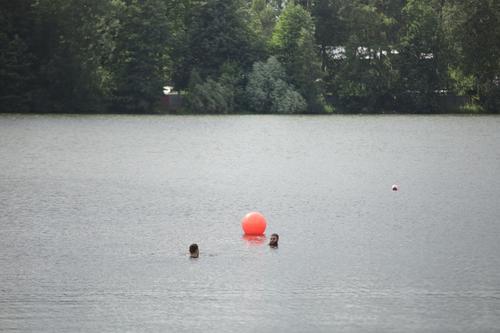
<box><xmin>246</xmin><ymin>56</ymin><xmax>306</xmax><ymax>113</ymax></box>
<box><xmin>173</xmin><ymin>0</ymin><xmax>263</xmax><ymax>90</ymax></box>
<box><xmin>186</xmin><ymin>69</ymin><xmax>234</xmax><ymax>114</ymax></box>
<box><xmin>310</xmin><ymin>0</ymin><xmax>349</xmax><ymax>70</ymax></box>
<box><xmin>0</xmin><ymin>34</ymin><xmax>34</xmax><ymax>112</ymax></box>
<box><xmin>270</xmin><ymin>3</ymin><xmax>325</xmax><ymax>112</ymax></box>
<box><xmin>26</xmin><ymin>0</ymin><xmax>117</xmax><ymax>112</ymax></box>
<box><xmin>444</xmin><ymin>0</ymin><xmax>500</xmax><ymax>111</ymax></box>
<box><xmin>187</xmin><ymin>78</ymin><xmax>233</xmax><ymax>113</ymax></box>
<box><xmin>0</xmin><ymin>0</ymin><xmax>35</xmax><ymax>112</ymax></box>
<box><xmin>250</xmin><ymin>0</ymin><xmax>278</xmax><ymax>44</ymax></box>
<box><xmin>110</xmin><ymin>0</ymin><xmax>171</xmax><ymax>113</ymax></box>
<box><xmin>330</xmin><ymin>0</ymin><xmax>400</xmax><ymax>112</ymax></box>
<box><xmin>396</xmin><ymin>0</ymin><xmax>447</xmax><ymax>112</ymax></box>
<box><xmin>186</xmin><ymin>61</ymin><xmax>247</xmax><ymax>113</ymax></box>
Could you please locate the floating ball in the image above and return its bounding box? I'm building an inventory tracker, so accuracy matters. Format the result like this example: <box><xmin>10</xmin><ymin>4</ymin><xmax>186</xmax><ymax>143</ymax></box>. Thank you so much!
<box><xmin>392</xmin><ymin>184</ymin><xmax>399</xmax><ymax>191</ymax></box>
<box><xmin>242</xmin><ymin>212</ymin><xmax>267</xmax><ymax>235</ymax></box>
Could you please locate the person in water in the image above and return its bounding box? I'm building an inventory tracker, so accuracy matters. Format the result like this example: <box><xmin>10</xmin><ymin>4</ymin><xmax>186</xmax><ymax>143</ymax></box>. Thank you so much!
<box><xmin>189</xmin><ymin>243</ymin><xmax>199</xmax><ymax>258</ymax></box>
<box><xmin>269</xmin><ymin>233</ymin><xmax>279</xmax><ymax>248</ymax></box>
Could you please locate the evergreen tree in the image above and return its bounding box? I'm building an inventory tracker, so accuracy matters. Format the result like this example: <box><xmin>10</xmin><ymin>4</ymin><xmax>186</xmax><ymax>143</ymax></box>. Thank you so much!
<box><xmin>0</xmin><ymin>0</ymin><xmax>35</xmax><ymax>112</ymax></box>
<box><xmin>329</xmin><ymin>0</ymin><xmax>400</xmax><ymax>112</ymax></box>
<box><xmin>396</xmin><ymin>0</ymin><xmax>446</xmax><ymax>112</ymax></box>
<box><xmin>173</xmin><ymin>0</ymin><xmax>263</xmax><ymax>90</ymax></box>
<box><xmin>28</xmin><ymin>0</ymin><xmax>116</xmax><ymax>112</ymax></box>
<box><xmin>310</xmin><ymin>0</ymin><xmax>349</xmax><ymax>70</ymax></box>
<box><xmin>0</xmin><ymin>34</ymin><xmax>34</xmax><ymax>112</ymax></box>
<box><xmin>111</xmin><ymin>0</ymin><xmax>171</xmax><ymax>113</ymax></box>
<box><xmin>445</xmin><ymin>0</ymin><xmax>500</xmax><ymax>111</ymax></box>
<box><xmin>270</xmin><ymin>3</ymin><xmax>325</xmax><ymax>112</ymax></box>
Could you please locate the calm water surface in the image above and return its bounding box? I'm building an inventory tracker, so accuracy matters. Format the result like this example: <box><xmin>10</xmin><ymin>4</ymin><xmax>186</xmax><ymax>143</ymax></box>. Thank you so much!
<box><xmin>1</xmin><ymin>114</ymin><xmax>499</xmax><ymax>332</ymax></box>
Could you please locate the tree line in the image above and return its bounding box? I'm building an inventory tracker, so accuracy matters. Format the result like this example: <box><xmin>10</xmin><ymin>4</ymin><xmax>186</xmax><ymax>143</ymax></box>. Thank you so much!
<box><xmin>1</xmin><ymin>0</ymin><xmax>499</xmax><ymax>114</ymax></box>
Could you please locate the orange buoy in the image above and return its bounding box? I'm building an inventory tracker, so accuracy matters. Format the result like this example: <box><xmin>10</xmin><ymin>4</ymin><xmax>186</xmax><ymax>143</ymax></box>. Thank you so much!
<box><xmin>242</xmin><ymin>212</ymin><xmax>267</xmax><ymax>235</ymax></box>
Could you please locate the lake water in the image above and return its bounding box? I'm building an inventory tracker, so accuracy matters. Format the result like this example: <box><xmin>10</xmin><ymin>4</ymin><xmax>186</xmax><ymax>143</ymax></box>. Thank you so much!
<box><xmin>1</xmin><ymin>114</ymin><xmax>499</xmax><ymax>332</ymax></box>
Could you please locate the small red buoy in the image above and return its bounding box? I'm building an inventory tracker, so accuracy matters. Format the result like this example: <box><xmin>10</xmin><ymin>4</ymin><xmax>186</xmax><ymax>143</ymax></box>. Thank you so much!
<box><xmin>392</xmin><ymin>184</ymin><xmax>399</xmax><ymax>191</ymax></box>
<box><xmin>242</xmin><ymin>212</ymin><xmax>267</xmax><ymax>235</ymax></box>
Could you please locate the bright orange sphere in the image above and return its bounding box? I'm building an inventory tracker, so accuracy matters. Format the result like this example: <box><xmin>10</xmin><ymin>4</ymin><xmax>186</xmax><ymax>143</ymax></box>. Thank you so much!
<box><xmin>241</xmin><ymin>212</ymin><xmax>267</xmax><ymax>235</ymax></box>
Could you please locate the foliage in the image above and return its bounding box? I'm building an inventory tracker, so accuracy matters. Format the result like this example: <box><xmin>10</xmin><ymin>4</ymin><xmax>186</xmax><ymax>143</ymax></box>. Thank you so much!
<box><xmin>448</xmin><ymin>67</ymin><xmax>475</xmax><ymax>96</ymax></box>
<box><xmin>334</xmin><ymin>0</ymin><xmax>400</xmax><ymax>112</ymax></box>
<box><xmin>185</xmin><ymin>62</ymin><xmax>247</xmax><ymax>114</ymax></box>
<box><xmin>459</xmin><ymin>102</ymin><xmax>485</xmax><ymax>113</ymax></box>
<box><xmin>443</xmin><ymin>0</ymin><xmax>500</xmax><ymax>112</ymax></box>
<box><xmin>187</xmin><ymin>77</ymin><xmax>234</xmax><ymax>114</ymax></box>
<box><xmin>0</xmin><ymin>33</ymin><xmax>34</xmax><ymax>112</ymax></box>
<box><xmin>246</xmin><ymin>56</ymin><xmax>306</xmax><ymax>113</ymax></box>
<box><xmin>172</xmin><ymin>0</ymin><xmax>263</xmax><ymax>90</ymax></box>
<box><xmin>110</xmin><ymin>0</ymin><xmax>171</xmax><ymax>113</ymax></box>
<box><xmin>270</xmin><ymin>3</ymin><xmax>325</xmax><ymax>112</ymax></box>
<box><xmin>311</xmin><ymin>0</ymin><xmax>349</xmax><ymax>70</ymax></box>
<box><xmin>250</xmin><ymin>0</ymin><xmax>278</xmax><ymax>44</ymax></box>
<box><xmin>396</xmin><ymin>0</ymin><xmax>445</xmax><ymax>112</ymax></box>
<box><xmin>1</xmin><ymin>0</ymin><xmax>499</xmax><ymax>113</ymax></box>
<box><xmin>32</xmin><ymin>0</ymin><xmax>116</xmax><ymax>112</ymax></box>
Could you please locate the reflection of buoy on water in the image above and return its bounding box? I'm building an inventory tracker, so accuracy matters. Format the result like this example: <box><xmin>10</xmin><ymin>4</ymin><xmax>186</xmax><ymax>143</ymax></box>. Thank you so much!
<box><xmin>242</xmin><ymin>234</ymin><xmax>266</xmax><ymax>246</ymax></box>
<box><xmin>242</xmin><ymin>212</ymin><xmax>267</xmax><ymax>235</ymax></box>
<box><xmin>392</xmin><ymin>184</ymin><xmax>399</xmax><ymax>191</ymax></box>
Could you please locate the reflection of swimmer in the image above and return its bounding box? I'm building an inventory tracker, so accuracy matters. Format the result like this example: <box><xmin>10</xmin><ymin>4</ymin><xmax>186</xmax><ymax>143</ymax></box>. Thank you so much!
<box><xmin>189</xmin><ymin>243</ymin><xmax>199</xmax><ymax>258</ymax></box>
<box><xmin>269</xmin><ymin>233</ymin><xmax>279</xmax><ymax>248</ymax></box>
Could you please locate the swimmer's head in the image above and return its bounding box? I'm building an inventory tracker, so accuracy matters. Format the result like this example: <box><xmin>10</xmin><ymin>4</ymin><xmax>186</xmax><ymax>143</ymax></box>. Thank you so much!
<box><xmin>269</xmin><ymin>233</ymin><xmax>279</xmax><ymax>248</ymax></box>
<box><xmin>189</xmin><ymin>243</ymin><xmax>199</xmax><ymax>258</ymax></box>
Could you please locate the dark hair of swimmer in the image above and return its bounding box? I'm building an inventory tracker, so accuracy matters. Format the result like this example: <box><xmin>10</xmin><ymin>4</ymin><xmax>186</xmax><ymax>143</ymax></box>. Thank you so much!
<box><xmin>189</xmin><ymin>243</ymin><xmax>199</xmax><ymax>258</ymax></box>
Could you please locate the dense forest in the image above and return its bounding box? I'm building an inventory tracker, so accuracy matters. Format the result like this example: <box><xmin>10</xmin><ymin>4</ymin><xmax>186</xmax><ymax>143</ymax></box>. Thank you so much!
<box><xmin>1</xmin><ymin>0</ymin><xmax>499</xmax><ymax>114</ymax></box>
